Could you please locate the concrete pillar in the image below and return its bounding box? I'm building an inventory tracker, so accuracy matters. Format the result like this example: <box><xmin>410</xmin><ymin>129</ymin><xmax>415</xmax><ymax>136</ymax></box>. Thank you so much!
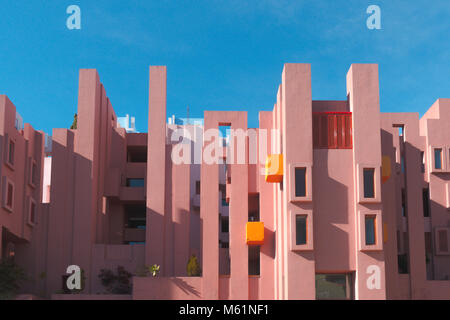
<box><xmin>229</xmin><ymin>112</ymin><xmax>249</xmax><ymax>300</ymax></box>
<box><xmin>201</xmin><ymin>112</ymin><xmax>220</xmax><ymax>299</ymax></box>
<box><xmin>146</xmin><ymin>66</ymin><xmax>167</xmax><ymax>269</ymax></box>
<box><xmin>281</xmin><ymin>63</ymin><xmax>315</xmax><ymax>299</ymax></box>
<box><xmin>259</xmin><ymin>111</ymin><xmax>275</xmax><ymax>299</ymax></box>
<box><xmin>347</xmin><ymin>64</ymin><xmax>386</xmax><ymax>300</ymax></box>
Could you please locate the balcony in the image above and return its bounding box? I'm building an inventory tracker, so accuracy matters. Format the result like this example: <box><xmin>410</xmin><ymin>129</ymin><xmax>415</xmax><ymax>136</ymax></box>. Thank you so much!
<box><xmin>265</xmin><ymin>154</ymin><xmax>283</xmax><ymax>183</ymax></box>
<box><xmin>120</xmin><ymin>186</ymin><xmax>145</xmax><ymax>202</ymax></box>
<box><xmin>246</xmin><ymin>222</ymin><xmax>264</xmax><ymax>245</ymax></box>
<box><xmin>124</xmin><ymin>228</ymin><xmax>146</xmax><ymax>243</ymax></box>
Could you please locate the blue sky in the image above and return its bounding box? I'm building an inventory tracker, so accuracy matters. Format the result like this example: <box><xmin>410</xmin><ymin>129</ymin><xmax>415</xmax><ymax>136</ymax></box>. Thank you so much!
<box><xmin>0</xmin><ymin>1</ymin><xmax>448</xmax><ymax>133</ymax></box>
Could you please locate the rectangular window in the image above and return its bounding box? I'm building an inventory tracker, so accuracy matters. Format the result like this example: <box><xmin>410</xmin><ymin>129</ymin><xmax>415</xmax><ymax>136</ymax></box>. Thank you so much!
<box><xmin>363</xmin><ymin>168</ymin><xmax>375</xmax><ymax>198</ymax></box>
<box><xmin>126</xmin><ymin>178</ymin><xmax>145</xmax><ymax>187</ymax></box>
<box><xmin>402</xmin><ymin>189</ymin><xmax>407</xmax><ymax>217</ymax></box>
<box><xmin>295</xmin><ymin>215</ymin><xmax>307</xmax><ymax>245</ymax></box>
<box><xmin>7</xmin><ymin>182</ymin><xmax>13</xmax><ymax>208</ymax></box>
<box><xmin>8</xmin><ymin>139</ymin><xmax>15</xmax><ymax>166</ymax></box>
<box><xmin>398</xmin><ymin>254</ymin><xmax>409</xmax><ymax>274</ymax></box>
<box><xmin>29</xmin><ymin>200</ymin><xmax>37</xmax><ymax>225</ymax></box>
<box><xmin>248</xmin><ymin>245</ymin><xmax>260</xmax><ymax>276</ymax></box>
<box><xmin>365</xmin><ymin>216</ymin><xmax>376</xmax><ymax>245</ymax></box>
<box><xmin>29</xmin><ymin>159</ymin><xmax>38</xmax><ymax>187</ymax></box>
<box><xmin>195</xmin><ymin>181</ymin><xmax>201</xmax><ymax>195</ymax></box>
<box><xmin>295</xmin><ymin>168</ymin><xmax>306</xmax><ymax>198</ymax></box>
<box><xmin>434</xmin><ymin>148</ymin><xmax>442</xmax><ymax>169</ymax></box>
<box><xmin>420</xmin><ymin>151</ymin><xmax>425</xmax><ymax>173</ymax></box>
<box><xmin>32</xmin><ymin>161</ymin><xmax>38</xmax><ymax>185</ymax></box>
<box><xmin>423</xmin><ymin>188</ymin><xmax>430</xmax><ymax>217</ymax></box>
<box><xmin>221</xmin><ymin>216</ymin><xmax>229</xmax><ymax>233</ymax></box>
<box><xmin>315</xmin><ymin>274</ymin><xmax>353</xmax><ymax>300</ymax></box>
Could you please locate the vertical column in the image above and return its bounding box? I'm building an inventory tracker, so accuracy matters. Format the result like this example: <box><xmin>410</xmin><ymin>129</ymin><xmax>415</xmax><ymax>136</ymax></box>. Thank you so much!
<box><xmin>403</xmin><ymin>118</ymin><xmax>427</xmax><ymax>299</ymax></box>
<box><xmin>229</xmin><ymin>113</ymin><xmax>249</xmax><ymax>300</ymax></box>
<box><xmin>347</xmin><ymin>64</ymin><xmax>386</xmax><ymax>300</ymax></box>
<box><xmin>73</xmin><ymin>69</ymin><xmax>102</xmax><ymax>293</ymax></box>
<box><xmin>201</xmin><ymin>113</ymin><xmax>219</xmax><ymax>299</ymax></box>
<box><xmin>281</xmin><ymin>63</ymin><xmax>315</xmax><ymax>299</ymax></box>
<box><xmin>172</xmin><ymin>152</ymin><xmax>191</xmax><ymax>276</ymax></box>
<box><xmin>146</xmin><ymin>66</ymin><xmax>167</xmax><ymax>268</ymax></box>
<box><xmin>259</xmin><ymin>111</ymin><xmax>275</xmax><ymax>299</ymax></box>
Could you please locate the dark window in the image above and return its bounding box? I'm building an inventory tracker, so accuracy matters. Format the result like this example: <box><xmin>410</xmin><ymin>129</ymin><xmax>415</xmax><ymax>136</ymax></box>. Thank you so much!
<box><xmin>221</xmin><ymin>216</ymin><xmax>229</xmax><ymax>233</ymax></box>
<box><xmin>8</xmin><ymin>140</ymin><xmax>15</xmax><ymax>166</ymax></box>
<box><xmin>248</xmin><ymin>245</ymin><xmax>260</xmax><ymax>276</ymax></box>
<box><xmin>363</xmin><ymin>168</ymin><xmax>375</xmax><ymax>198</ymax></box>
<box><xmin>401</xmin><ymin>189</ymin><xmax>407</xmax><ymax>217</ymax></box>
<box><xmin>126</xmin><ymin>178</ymin><xmax>145</xmax><ymax>187</ymax></box>
<box><xmin>315</xmin><ymin>274</ymin><xmax>353</xmax><ymax>300</ymax></box>
<box><xmin>365</xmin><ymin>216</ymin><xmax>376</xmax><ymax>245</ymax></box>
<box><xmin>125</xmin><ymin>204</ymin><xmax>146</xmax><ymax>229</ymax></box>
<box><xmin>434</xmin><ymin>149</ymin><xmax>442</xmax><ymax>169</ymax></box>
<box><xmin>196</xmin><ymin>181</ymin><xmax>200</xmax><ymax>195</ymax></box>
<box><xmin>7</xmin><ymin>183</ymin><xmax>13</xmax><ymax>208</ymax></box>
<box><xmin>295</xmin><ymin>168</ymin><xmax>306</xmax><ymax>197</ymax></box>
<box><xmin>30</xmin><ymin>201</ymin><xmax>36</xmax><ymax>224</ymax></box>
<box><xmin>219</xmin><ymin>184</ymin><xmax>228</xmax><ymax>206</ymax></box>
<box><xmin>295</xmin><ymin>215</ymin><xmax>307</xmax><ymax>245</ymax></box>
<box><xmin>31</xmin><ymin>161</ymin><xmax>38</xmax><ymax>185</ymax></box>
<box><xmin>127</xmin><ymin>146</ymin><xmax>147</xmax><ymax>163</ymax></box>
<box><xmin>420</xmin><ymin>151</ymin><xmax>425</xmax><ymax>173</ymax></box>
<box><xmin>398</xmin><ymin>254</ymin><xmax>409</xmax><ymax>274</ymax></box>
<box><xmin>423</xmin><ymin>188</ymin><xmax>430</xmax><ymax>217</ymax></box>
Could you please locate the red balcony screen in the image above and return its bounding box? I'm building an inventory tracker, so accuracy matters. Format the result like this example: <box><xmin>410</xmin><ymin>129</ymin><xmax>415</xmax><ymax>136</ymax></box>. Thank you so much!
<box><xmin>313</xmin><ymin>112</ymin><xmax>352</xmax><ymax>149</ymax></box>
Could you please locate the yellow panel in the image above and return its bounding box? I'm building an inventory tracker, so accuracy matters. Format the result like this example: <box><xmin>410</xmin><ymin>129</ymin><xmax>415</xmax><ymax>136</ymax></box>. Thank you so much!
<box><xmin>246</xmin><ymin>222</ymin><xmax>264</xmax><ymax>245</ymax></box>
<box><xmin>265</xmin><ymin>154</ymin><xmax>283</xmax><ymax>183</ymax></box>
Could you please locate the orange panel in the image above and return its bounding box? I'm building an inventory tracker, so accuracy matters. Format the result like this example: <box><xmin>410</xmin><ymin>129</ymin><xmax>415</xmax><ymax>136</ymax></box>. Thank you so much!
<box><xmin>265</xmin><ymin>154</ymin><xmax>283</xmax><ymax>183</ymax></box>
<box><xmin>246</xmin><ymin>222</ymin><xmax>264</xmax><ymax>245</ymax></box>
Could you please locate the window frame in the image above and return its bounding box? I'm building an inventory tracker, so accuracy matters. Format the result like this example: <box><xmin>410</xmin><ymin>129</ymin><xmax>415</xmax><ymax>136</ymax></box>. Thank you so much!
<box><xmin>29</xmin><ymin>158</ymin><xmax>38</xmax><ymax>188</ymax></box>
<box><xmin>429</xmin><ymin>146</ymin><xmax>447</xmax><ymax>173</ymax></box>
<box><xmin>359</xmin><ymin>210</ymin><xmax>383</xmax><ymax>251</ymax></box>
<box><xmin>364</xmin><ymin>215</ymin><xmax>377</xmax><ymax>246</ymax></box>
<box><xmin>357</xmin><ymin>164</ymin><xmax>381</xmax><ymax>203</ymax></box>
<box><xmin>434</xmin><ymin>148</ymin><xmax>443</xmax><ymax>170</ymax></box>
<box><xmin>290</xmin><ymin>211</ymin><xmax>313</xmax><ymax>251</ymax></box>
<box><xmin>2</xmin><ymin>176</ymin><xmax>15</xmax><ymax>212</ymax></box>
<box><xmin>289</xmin><ymin>163</ymin><xmax>312</xmax><ymax>202</ymax></box>
<box><xmin>315</xmin><ymin>273</ymin><xmax>354</xmax><ymax>300</ymax></box>
<box><xmin>435</xmin><ymin>227</ymin><xmax>450</xmax><ymax>256</ymax></box>
<box><xmin>27</xmin><ymin>197</ymin><xmax>37</xmax><ymax>226</ymax></box>
<box><xmin>5</xmin><ymin>136</ymin><xmax>15</xmax><ymax>170</ymax></box>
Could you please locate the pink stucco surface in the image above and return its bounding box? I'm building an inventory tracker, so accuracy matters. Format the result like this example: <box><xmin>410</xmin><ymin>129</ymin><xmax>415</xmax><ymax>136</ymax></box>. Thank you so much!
<box><xmin>0</xmin><ymin>64</ymin><xmax>449</xmax><ymax>300</ymax></box>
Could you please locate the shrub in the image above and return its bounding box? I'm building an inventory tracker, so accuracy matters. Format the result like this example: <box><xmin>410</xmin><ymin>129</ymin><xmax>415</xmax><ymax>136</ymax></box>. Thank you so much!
<box><xmin>186</xmin><ymin>255</ymin><xmax>201</xmax><ymax>277</ymax></box>
<box><xmin>0</xmin><ymin>259</ymin><xmax>26</xmax><ymax>300</ymax></box>
<box><xmin>98</xmin><ymin>266</ymin><xmax>132</xmax><ymax>294</ymax></box>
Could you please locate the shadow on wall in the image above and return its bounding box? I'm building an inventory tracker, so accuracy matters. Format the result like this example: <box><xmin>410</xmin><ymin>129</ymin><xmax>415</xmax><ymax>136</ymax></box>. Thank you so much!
<box><xmin>170</xmin><ymin>277</ymin><xmax>201</xmax><ymax>297</ymax></box>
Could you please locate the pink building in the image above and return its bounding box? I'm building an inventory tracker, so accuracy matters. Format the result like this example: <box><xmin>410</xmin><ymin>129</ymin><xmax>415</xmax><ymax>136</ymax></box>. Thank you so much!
<box><xmin>1</xmin><ymin>64</ymin><xmax>450</xmax><ymax>300</ymax></box>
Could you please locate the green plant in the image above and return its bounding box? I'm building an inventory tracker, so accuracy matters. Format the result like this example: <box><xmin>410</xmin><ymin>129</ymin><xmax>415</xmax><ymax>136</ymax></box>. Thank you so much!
<box><xmin>98</xmin><ymin>266</ymin><xmax>132</xmax><ymax>294</ymax></box>
<box><xmin>70</xmin><ymin>114</ymin><xmax>77</xmax><ymax>129</ymax></box>
<box><xmin>150</xmin><ymin>264</ymin><xmax>160</xmax><ymax>277</ymax></box>
<box><xmin>135</xmin><ymin>264</ymin><xmax>161</xmax><ymax>277</ymax></box>
<box><xmin>0</xmin><ymin>259</ymin><xmax>26</xmax><ymax>300</ymax></box>
<box><xmin>186</xmin><ymin>255</ymin><xmax>202</xmax><ymax>277</ymax></box>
